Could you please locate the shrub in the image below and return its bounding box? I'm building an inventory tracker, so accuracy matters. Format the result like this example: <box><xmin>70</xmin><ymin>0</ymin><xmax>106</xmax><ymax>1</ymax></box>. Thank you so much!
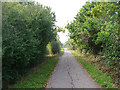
<box><xmin>2</xmin><ymin>2</ymin><xmax>56</xmax><ymax>88</ymax></box>
<box><xmin>47</xmin><ymin>39</ymin><xmax>61</xmax><ymax>55</ymax></box>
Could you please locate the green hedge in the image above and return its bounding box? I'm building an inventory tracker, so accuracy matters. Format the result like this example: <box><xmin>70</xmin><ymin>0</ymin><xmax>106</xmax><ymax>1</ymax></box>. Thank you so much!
<box><xmin>47</xmin><ymin>39</ymin><xmax>61</xmax><ymax>55</ymax></box>
<box><xmin>2</xmin><ymin>2</ymin><xmax>56</xmax><ymax>88</ymax></box>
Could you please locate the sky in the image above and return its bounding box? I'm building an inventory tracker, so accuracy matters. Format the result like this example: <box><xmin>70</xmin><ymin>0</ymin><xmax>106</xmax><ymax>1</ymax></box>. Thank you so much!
<box><xmin>35</xmin><ymin>0</ymin><xmax>87</xmax><ymax>43</ymax></box>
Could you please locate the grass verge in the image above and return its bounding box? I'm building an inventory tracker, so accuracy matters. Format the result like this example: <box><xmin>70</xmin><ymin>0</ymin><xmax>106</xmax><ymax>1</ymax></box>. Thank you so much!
<box><xmin>9</xmin><ymin>48</ymin><xmax>64</xmax><ymax>88</ymax></box>
<box><xmin>70</xmin><ymin>50</ymin><xmax>117</xmax><ymax>88</ymax></box>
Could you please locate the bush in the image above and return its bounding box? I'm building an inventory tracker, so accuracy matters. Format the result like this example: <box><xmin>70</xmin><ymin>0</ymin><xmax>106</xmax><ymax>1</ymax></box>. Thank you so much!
<box><xmin>47</xmin><ymin>39</ymin><xmax>61</xmax><ymax>55</ymax></box>
<box><xmin>51</xmin><ymin>40</ymin><xmax>60</xmax><ymax>54</ymax></box>
<box><xmin>2</xmin><ymin>2</ymin><xmax>56</xmax><ymax>88</ymax></box>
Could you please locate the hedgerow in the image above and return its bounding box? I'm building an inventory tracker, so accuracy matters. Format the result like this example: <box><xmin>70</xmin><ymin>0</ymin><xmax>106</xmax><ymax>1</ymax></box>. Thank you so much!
<box><xmin>66</xmin><ymin>2</ymin><xmax>120</xmax><ymax>85</ymax></box>
<box><xmin>2</xmin><ymin>2</ymin><xmax>56</xmax><ymax>88</ymax></box>
<box><xmin>47</xmin><ymin>39</ymin><xmax>61</xmax><ymax>55</ymax></box>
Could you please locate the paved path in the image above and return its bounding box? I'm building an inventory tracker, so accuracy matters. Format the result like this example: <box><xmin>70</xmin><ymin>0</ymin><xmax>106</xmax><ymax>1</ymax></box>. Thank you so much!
<box><xmin>47</xmin><ymin>48</ymin><xmax>101</xmax><ymax>88</ymax></box>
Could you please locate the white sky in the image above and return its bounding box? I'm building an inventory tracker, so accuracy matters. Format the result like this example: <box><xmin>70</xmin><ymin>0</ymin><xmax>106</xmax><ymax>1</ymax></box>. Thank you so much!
<box><xmin>35</xmin><ymin>0</ymin><xmax>87</xmax><ymax>43</ymax></box>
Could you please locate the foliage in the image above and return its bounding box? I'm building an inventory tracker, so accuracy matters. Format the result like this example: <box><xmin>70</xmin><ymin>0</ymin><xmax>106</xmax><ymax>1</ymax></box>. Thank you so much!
<box><xmin>2</xmin><ymin>2</ymin><xmax>56</xmax><ymax>88</ymax></box>
<box><xmin>9</xmin><ymin>59</ymin><xmax>58</xmax><ymax>88</ymax></box>
<box><xmin>51</xmin><ymin>40</ymin><xmax>60</xmax><ymax>54</ymax></box>
<box><xmin>64</xmin><ymin>39</ymin><xmax>76</xmax><ymax>50</ymax></box>
<box><xmin>66</xmin><ymin>2</ymin><xmax>120</xmax><ymax>85</ymax></box>
<box><xmin>9</xmin><ymin>48</ymin><xmax>64</xmax><ymax>88</ymax></box>
<box><xmin>47</xmin><ymin>39</ymin><xmax>61</xmax><ymax>55</ymax></box>
<box><xmin>56</xmin><ymin>26</ymin><xmax>65</xmax><ymax>33</ymax></box>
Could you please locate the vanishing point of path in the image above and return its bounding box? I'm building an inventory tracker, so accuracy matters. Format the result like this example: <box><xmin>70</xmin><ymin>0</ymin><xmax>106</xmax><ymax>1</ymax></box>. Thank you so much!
<box><xmin>47</xmin><ymin>48</ymin><xmax>101</xmax><ymax>88</ymax></box>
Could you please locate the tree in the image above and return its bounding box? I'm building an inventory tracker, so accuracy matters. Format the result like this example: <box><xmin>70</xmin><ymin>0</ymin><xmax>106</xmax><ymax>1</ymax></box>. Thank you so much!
<box><xmin>2</xmin><ymin>2</ymin><xmax>56</xmax><ymax>88</ymax></box>
<box><xmin>66</xmin><ymin>2</ymin><xmax>120</xmax><ymax>85</ymax></box>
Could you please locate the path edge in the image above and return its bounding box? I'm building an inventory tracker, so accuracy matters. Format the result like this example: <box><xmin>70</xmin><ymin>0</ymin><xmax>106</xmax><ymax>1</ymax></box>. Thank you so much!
<box><xmin>45</xmin><ymin>58</ymin><xmax>59</xmax><ymax>88</ymax></box>
<box><xmin>69</xmin><ymin>50</ymin><xmax>102</xmax><ymax>88</ymax></box>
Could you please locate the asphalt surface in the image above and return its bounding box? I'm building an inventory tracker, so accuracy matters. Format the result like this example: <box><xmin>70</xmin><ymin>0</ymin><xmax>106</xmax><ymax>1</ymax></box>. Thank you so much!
<box><xmin>47</xmin><ymin>48</ymin><xmax>101</xmax><ymax>88</ymax></box>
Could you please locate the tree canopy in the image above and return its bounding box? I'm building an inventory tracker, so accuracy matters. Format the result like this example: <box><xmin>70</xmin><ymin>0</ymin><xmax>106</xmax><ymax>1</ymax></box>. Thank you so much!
<box><xmin>66</xmin><ymin>2</ymin><xmax>120</xmax><ymax>84</ymax></box>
